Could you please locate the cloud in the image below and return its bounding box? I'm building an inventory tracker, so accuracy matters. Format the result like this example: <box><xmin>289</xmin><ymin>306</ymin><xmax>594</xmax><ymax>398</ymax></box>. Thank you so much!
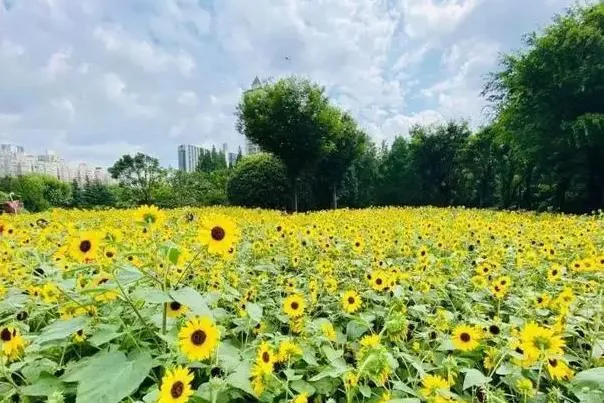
<box><xmin>0</xmin><ymin>0</ymin><xmax>592</xmax><ymax>167</ymax></box>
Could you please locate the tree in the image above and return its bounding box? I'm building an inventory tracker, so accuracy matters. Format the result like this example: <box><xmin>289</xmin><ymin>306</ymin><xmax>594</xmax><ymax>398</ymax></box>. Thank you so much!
<box><xmin>227</xmin><ymin>153</ymin><xmax>290</xmax><ymax>210</ymax></box>
<box><xmin>70</xmin><ymin>179</ymin><xmax>84</xmax><ymax>208</ymax></box>
<box><xmin>316</xmin><ymin>109</ymin><xmax>367</xmax><ymax>208</ymax></box>
<box><xmin>197</xmin><ymin>148</ymin><xmax>227</xmax><ymax>172</ymax></box>
<box><xmin>485</xmin><ymin>3</ymin><xmax>604</xmax><ymax>212</ymax></box>
<box><xmin>108</xmin><ymin>153</ymin><xmax>164</xmax><ymax>205</ymax></box>
<box><xmin>407</xmin><ymin>121</ymin><xmax>471</xmax><ymax>206</ymax></box>
<box><xmin>236</xmin><ymin>77</ymin><xmax>332</xmax><ymax>211</ymax></box>
<box><xmin>0</xmin><ymin>174</ymin><xmax>71</xmax><ymax>212</ymax></box>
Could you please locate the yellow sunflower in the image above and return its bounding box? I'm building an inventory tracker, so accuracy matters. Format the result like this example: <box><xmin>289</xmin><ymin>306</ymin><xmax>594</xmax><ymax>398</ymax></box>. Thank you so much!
<box><xmin>134</xmin><ymin>205</ymin><xmax>166</xmax><ymax>228</ymax></box>
<box><xmin>178</xmin><ymin>317</ymin><xmax>220</xmax><ymax>361</ymax></box>
<box><xmin>451</xmin><ymin>324</ymin><xmax>482</xmax><ymax>352</ymax></box>
<box><xmin>421</xmin><ymin>374</ymin><xmax>450</xmax><ymax>400</ymax></box>
<box><xmin>283</xmin><ymin>294</ymin><xmax>305</xmax><ymax>318</ymax></box>
<box><xmin>68</xmin><ymin>231</ymin><xmax>102</xmax><ymax>262</ymax></box>
<box><xmin>0</xmin><ymin>326</ymin><xmax>26</xmax><ymax>361</ymax></box>
<box><xmin>256</xmin><ymin>341</ymin><xmax>275</xmax><ymax>375</ymax></box>
<box><xmin>158</xmin><ymin>366</ymin><xmax>194</xmax><ymax>403</ymax></box>
<box><xmin>167</xmin><ymin>301</ymin><xmax>188</xmax><ymax>318</ymax></box>
<box><xmin>519</xmin><ymin>322</ymin><xmax>564</xmax><ymax>363</ymax></box>
<box><xmin>341</xmin><ymin>290</ymin><xmax>362</xmax><ymax>313</ymax></box>
<box><xmin>199</xmin><ymin>215</ymin><xmax>240</xmax><ymax>256</ymax></box>
<box><xmin>546</xmin><ymin>358</ymin><xmax>573</xmax><ymax>381</ymax></box>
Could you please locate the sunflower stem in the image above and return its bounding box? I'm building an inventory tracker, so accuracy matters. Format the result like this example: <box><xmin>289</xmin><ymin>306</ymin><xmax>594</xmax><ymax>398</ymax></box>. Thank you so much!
<box><xmin>535</xmin><ymin>360</ymin><xmax>544</xmax><ymax>395</ymax></box>
<box><xmin>112</xmin><ymin>271</ymin><xmax>147</xmax><ymax>327</ymax></box>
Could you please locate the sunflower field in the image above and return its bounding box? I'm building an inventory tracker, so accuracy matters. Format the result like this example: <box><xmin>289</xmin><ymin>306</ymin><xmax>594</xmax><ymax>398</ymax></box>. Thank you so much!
<box><xmin>0</xmin><ymin>206</ymin><xmax>603</xmax><ymax>403</ymax></box>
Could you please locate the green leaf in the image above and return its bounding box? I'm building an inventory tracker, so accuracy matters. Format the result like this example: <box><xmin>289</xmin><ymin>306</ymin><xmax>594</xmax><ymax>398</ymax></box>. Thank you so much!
<box><xmin>132</xmin><ymin>287</ymin><xmax>172</xmax><ymax>304</ymax></box>
<box><xmin>88</xmin><ymin>324</ymin><xmax>122</xmax><ymax>347</ymax></box>
<box><xmin>36</xmin><ymin>317</ymin><xmax>90</xmax><ymax>344</ymax></box>
<box><xmin>62</xmin><ymin>350</ymin><xmax>153</xmax><ymax>403</ymax></box>
<box><xmin>170</xmin><ymin>287</ymin><xmax>211</xmax><ymax>317</ymax></box>
<box><xmin>572</xmin><ymin>367</ymin><xmax>604</xmax><ymax>390</ymax></box>
<box><xmin>346</xmin><ymin>319</ymin><xmax>370</xmax><ymax>339</ymax></box>
<box><xmin>389</xmin><ymin>399</ymin><xmax>421</xmax><ymax>403</ymax></box>
<box><xmin>462</xmin><ymin>369</ymin><xmax>491</xmax><ymax>390</ymax></box>
<box><xmin>159</xmin><ymin>243</ymin><xmax>181</xmax><ymax>265</ymax></box>
<box><xmin>359</xmin><ymin>384</ymin><xmax>372</xmax><ymax>397</ymax></box>
<box><xmin>246</xmin><ymin>302</ymin><xmax>263</xmax><ymax>322</ymax></box>
<box><xmin>322</xmin><ymin>345</ymin><xmax>343</xmax><ymax>363</ymax></box>
<box><xmin>21</xmin><ymin>359</ymin><xmax>58</xmax><ymax>382</ymax></box>
<box><xmin>115</xmin><ymin>265</ymin><xmax>143</xmax><ymax>285</ymax></box>
<box><xmin>225</xmin><ymin>362</ymin><xmax>254</xmax><ymax>395</ymax></box>
<box><xmin>437</xmin><ymin>338</ymin><xmax>456</xmax><ymax>351</ymax></box>
<box><xmin>20</xmin><ymin>374</ymin><xmax>64</xmax><ymax>397</ymax></box>
<box><xmin>591</xmin><ymin>340</ymin><xmax>604</xmax><ymax>360</ymax></box>
<box><xmin>301</xmin><ymin>344</ymin><xmax>319</xmax><ymax>366</ymax></box>
<box><xmin>217</xmin><ymin>340</ymin><xmax>242</xmax><ymax>372</ymax></box>
<box><xmin>391</xmin><ymin>381</ymin><xmax>419</xmax><ymax>396</ymax></box>
<box><xmin>291</xmin><ymin>380</ymin><xmax>316</xmax><ymax>395</ymax></box>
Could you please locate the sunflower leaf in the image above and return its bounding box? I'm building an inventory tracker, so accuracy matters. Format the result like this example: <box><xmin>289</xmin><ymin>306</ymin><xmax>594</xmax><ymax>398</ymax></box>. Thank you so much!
<box><xmin>36</xmin><ymin>316</ymin><xmax>90</xmax><ymax>344</ymax></box>
<box><xmin>462</xmin><ymin>369</ymin><xmax>491</xmax><ymax>390</ymax></box>
<box><xmin>170</xmin><ymin>287</ymin><xmax>212</xmax><ymax>317</ymax></box>
<box><xmin>62</xmin><ymin>350</ymin><xmax>152</xmax><ymax>403</ymax></box>
<box><xmin>246</xmin><ymin>302</ymin><xmax>263</xmax><ymax>323</ymax></box>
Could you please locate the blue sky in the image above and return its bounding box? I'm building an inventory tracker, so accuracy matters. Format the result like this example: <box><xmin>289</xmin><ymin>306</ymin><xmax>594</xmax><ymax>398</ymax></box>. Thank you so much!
<box><xmin>0</xmin><ymin>0</ymin><xmax>593</xmax><ymax>167</ymax></box>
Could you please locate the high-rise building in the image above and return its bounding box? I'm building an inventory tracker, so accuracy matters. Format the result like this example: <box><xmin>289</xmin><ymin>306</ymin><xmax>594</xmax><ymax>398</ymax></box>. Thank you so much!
<box><xmin>227</xmin><ymin>152</ymin><xmax>238</xmax><ymax>167</ymax></box>
<box><xmin>177</xmin><ymin>144</ymin><xmax>204</xmax><ymax>172</ymax></box>
<box><xmin>245</xmin><ymin>138</ymin><xmax>261</xmax><ymax>155</ymax></box>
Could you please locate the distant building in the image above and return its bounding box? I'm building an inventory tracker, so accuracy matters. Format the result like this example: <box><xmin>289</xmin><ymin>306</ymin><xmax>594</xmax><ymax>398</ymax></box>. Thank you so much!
<box><xmin>0</xmin><ymin>143</ymin><xmax>110</xmax><ymax>183</ymax></box>
<box><xmin>227</xmin><ymin>152</ymin><xmax>238</xmax><ymax>167</ymax></box>
<box><xmin>245</xmin><ymin>138</ymin><xmax>261</xmax><ymax>155</ymax></box>
<box><xmin>177</xmin><ymin>144</ymin><xmax>204</xmax><ymax>172</ymax></box>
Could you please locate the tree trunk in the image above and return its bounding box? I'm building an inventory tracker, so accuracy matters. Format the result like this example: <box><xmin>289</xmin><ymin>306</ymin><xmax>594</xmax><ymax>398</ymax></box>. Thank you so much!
<box><xmin>332</xmin><ymin>183</ymin><xmax>337</xmax><ymax>209</ymax></box>
<box><xmin>292</xmin><ymin>178</ymin><xmax>298</xmax><ymax>212</ymax></box>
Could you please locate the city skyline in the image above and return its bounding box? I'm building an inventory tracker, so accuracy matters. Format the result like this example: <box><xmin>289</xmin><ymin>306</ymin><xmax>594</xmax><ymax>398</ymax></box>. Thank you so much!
<box><xmin>0</xmin><ymin>143</ymin><xmax>112</xmax><ymax>184</ymax></box>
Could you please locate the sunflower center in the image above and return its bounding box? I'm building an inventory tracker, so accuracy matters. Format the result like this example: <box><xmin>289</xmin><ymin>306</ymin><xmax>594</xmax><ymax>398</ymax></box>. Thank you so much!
<box><xmin>262</xmin><ymin>351</ymin><xmax>270</xmax><ymax>363</ymax></box>
<box><xmin>291</xmin><ymin>301</ymin><xmax>299</xmax><ymax>310</ymax></box>
<box><xmin>460</xmin><ymin>332</ymin><xmax>471</xmax><ymax>342</ymax></box>
<box><xmin>348</xmin><ymin>297</ymin><xmax>355</xmax><ymax>304</ymax></box>
<box><xmin>0</xmin><ymin>328</ymin><xmax>12</xmax><ymax>341</ymax></box>
<box><xmin>548</xmin><ymin>358</ymin><xmax>558</xmax><ymax>367</ymax></box>
<box><xmin>143</xmin><ymin>213</ymin><xmax>156</xmax><ymax>224</ymax></box>
<box><xmin>376</xmin><ymin>278</ymin><xmax>383</xmax><ymax>285</ymax></box>
<box><xmin>79</xmin><ymin>240</ymin><xmax>92</xmax><ymax>253</ymax></box>
<box><xmin>211</xmin><ymin>226</ymin><xmax>226</xmax><ymax>241</ymax></box>
<box><xmin>170</xmin><ymin>381</ymin><xmax>185</xmax><ymax>398</ymax></box>
<box><xmin>489</xmin><ymin>325</ymin><xmax>500</xmax><ymax>335</ymax></box>
<box><xmin>170</xmin><ymin>301</ymin><xmax>182</xmax><ymax>311</ymax></box>
<box><xmin>552</xmin><ymin>270</ymin><xmax>558</xmax><ymax>276</ymax></box>
<box><xmin>191</xmin><ymin>330</ymin><xmax>207</xmax><ymax>346</ymax></box>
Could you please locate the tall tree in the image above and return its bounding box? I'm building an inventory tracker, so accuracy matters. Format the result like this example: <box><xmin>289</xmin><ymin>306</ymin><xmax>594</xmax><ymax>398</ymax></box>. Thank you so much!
<box><xmin>108</xmin><ymin>153</ymin><xmax>164</xmax><ymax>205</ymax></box>
<box><xmin>236</xmin><ymin>77</ymin><xmax>332</xmax><ymax>211</ymax></box>
<box><xmin>485</xmin><ymin>3</ymin><xmax>604</xmax><ymax>212</ymax></box>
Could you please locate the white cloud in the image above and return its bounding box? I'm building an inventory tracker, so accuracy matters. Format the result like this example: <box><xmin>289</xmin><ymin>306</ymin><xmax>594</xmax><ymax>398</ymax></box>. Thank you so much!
<box><xmin>103</xmin><ymin>73</ymin><xmax>154</xmax><ymax>117</ymax></box>
<box><xmin>403</xmin><ymin>0</ymin><xmax>481</xmax><ymax>39</ymax></box>
<box><xmin>177</xmin><ymin>91</ymin><xmax>199</xmax><ymax>107</ymax></box>
<box><xmin>94</xmin><ymin>25</ymin><xmax>196</xmax><ymax>76</ymax></box>
<box><xmin>0</xmin><ymin>39</ymin><xmax>25</xmax><ymax>58</ymax></box>
<box><xmin>44</xmin><ymin>48</ymin><xmax>72</xmax><ymax>80</ymax></box>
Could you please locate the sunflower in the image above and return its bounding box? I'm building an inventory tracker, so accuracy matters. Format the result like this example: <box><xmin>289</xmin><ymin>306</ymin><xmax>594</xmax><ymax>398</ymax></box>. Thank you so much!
<box><xmin>178</xmin><ymin>317</ymin><xmax>220</xmax><ymax>361</ymax></box>
<box><xmin>343</xmin><ymin>372</ymin><xmax>359</xmax><ymax>389</ymax></box>
<box><xmin>320</xmin><ymin>322</ymin><xmax>337</xmax><ymax>341</ymax></box>
<box><xmin>0</xmin><ymin>326</ymin><xmax>26</xmax><ymax>361</ymax></box>
<box><xmin>199</xmin><ymin>215</ymin><xmax>240</xmax><ymax>256</ymax></box>
<box><xmin>68</xmin><ymin>231</ymin><xmax>102</xmax><ymax>262</ymax></box>
<box><xmin>546</xmin><ymin>358</ymin><xmax>573</xmax><ymax>381</ymax></box>
<box><xmin>519</xmin><ymin>322</ymin><xmax>564</xmax><ymax>363</ymax></box>
<box><xmin>341</xmin><ymin>290</ymin><xmax>362</xmax><ymax>313</ymax></box>
<box><xmin>276</xmin><ymin>339</ymin><xmax>302</xmax><ymax>362</ymax></box>
<box><xmin>451</xmin><ymin>324</ymin><xmax>482</xmax><ymax>351</ymax></box>
<box><xmin>167</xmin><ymin>301</ymin><xmax>188</xmax><ymax>318</ymax></box>
<box><xmin>134</xmin><ymin>205</ymin><xmax>166</xmax><ymax>228</ymax></box>
<box><xmin>292</xmin><ymin>392</ymin><xmax>308</xmax><ymax>403</ymax></box>
<box><xmin>255</xmin><ymin>341</ymin><xmax>275</xmax><ymax>375</ymax></box>
<box><xmin>421</xmin><ymin>374</ymin><xmax>450</xmax><ymax>400</ymax></box>
<box><xmin>547</xmin><ymin>265</ymin><xmax>563</xmax><ymax>282</ymax></box>
<box><xmin>158</xmin><ymin>366</ymin><xmax>194</xmax><ymax>403</ymax></box>
<box><xmin>283</xmin><ymin>294</ymin><xmax>305</xmax><ymax>318</ymax></box>
<box><xmin>73</xmin><ymin>329</ymin><xmax>87</xmax><ymax>343</ymax></box>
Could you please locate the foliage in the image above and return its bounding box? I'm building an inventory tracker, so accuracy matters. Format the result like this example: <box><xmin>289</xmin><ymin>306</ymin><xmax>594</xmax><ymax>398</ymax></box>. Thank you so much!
<box><xmin>0</xmin><ymin>174</ymin><xmax>71</xmax><ymax>212</ymax></box>
<box><xmin>108</xmin><ymin>153</ymin><xmax>165</xmax><ymax>205</ymax></box>
<box><xmin>0</xmin><ymin>206</ymin><xmax>602</xmax><ymax>402</ymax></box>
<box><xmin>236</xmin><ymin>77</ymin><xmax>334</xmax><ymax>210</ymax></box>
<box><xmin>227</xmin><ymin>153</ymin><xmax>290</xmax><ymax>209</ymax></box>
<box><xmin>197</xmin><ymin>146</ymin><xmax>228</xmax><ymax>173</ymax></box>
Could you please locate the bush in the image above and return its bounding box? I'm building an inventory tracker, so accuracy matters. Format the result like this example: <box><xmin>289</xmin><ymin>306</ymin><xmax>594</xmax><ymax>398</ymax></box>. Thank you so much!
<box><xmin>227</xmin><ymin>153</ymin><xmax>290</xmax><ymax>209</ymax></box>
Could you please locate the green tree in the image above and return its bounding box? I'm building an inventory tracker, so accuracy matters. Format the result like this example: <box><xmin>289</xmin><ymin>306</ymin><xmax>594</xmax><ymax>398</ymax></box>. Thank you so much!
<box><xmin>316</xmin><ymin>109</ymin><xmax>367</xmax><ymax>208</ymax></box>
<box><xmin>236</xmin><ymin>77</ymin><xmax>332</xmax><ymax>211</ymax></box>
<box><xmin>197</xmin><ymin>147</ymin><xmax>227</xmax><ymax>172</ymax></box>
<box><xmin>227</xmin><ymin>153</ymin><xmax>290</xmax><ymax>209</ymax></box>
<box><xmin>70</xmin><ymin>179</ymin><xmax>84</xmax><ymax>208</ymax></box>
<box><xmin>108</xmin><ymin>153</ymin><xmax>165</xmax><ymax>205</ymax></box>
<box><xmin>485</xmin><ymin>3</ymin><xmax>604</xmax><ymax>212</ymax></box>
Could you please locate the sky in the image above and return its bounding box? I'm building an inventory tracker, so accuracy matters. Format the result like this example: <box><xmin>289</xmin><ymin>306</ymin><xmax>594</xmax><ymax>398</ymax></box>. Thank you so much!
<box><xmin>0</xmin><ymin>0</ymin><xmax>593</xmax><ymax>168</ymax></box>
